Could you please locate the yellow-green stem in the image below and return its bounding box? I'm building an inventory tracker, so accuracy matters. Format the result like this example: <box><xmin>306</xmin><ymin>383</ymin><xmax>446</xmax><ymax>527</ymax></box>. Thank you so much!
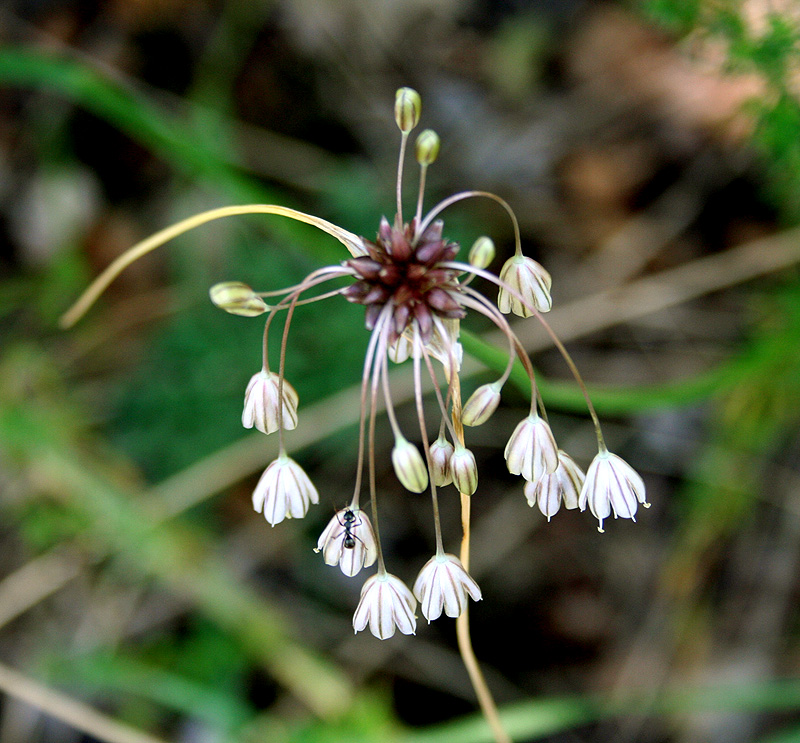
<box><xmin>451</xmin><ymin>374</ymin><xmax>512</xmax><ymax>743</ymax></box>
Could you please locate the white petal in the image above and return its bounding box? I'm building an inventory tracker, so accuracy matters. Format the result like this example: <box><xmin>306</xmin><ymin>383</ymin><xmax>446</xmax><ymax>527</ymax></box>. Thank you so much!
<box><xmin>557</xmin><ymin>451</ymin><xmax>585</xmax><ymax>510</ymax></box>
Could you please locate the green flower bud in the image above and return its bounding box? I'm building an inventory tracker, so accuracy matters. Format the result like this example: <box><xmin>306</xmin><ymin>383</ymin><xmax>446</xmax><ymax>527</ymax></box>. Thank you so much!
<box><xmin>415</xmin><ymin>129</ymin><xmax>440</xmax><ymax>165</ymax></box>
<box><xmin>209</xmin><ymin>282</ymin><xmax>269</xmax><ymax>317</ymax></box>
<box><xmin>450</xmin><ymin>446</ymin><xmax>478</xmax><ymax>495</ymax></box>
<box><xmin>429</xmin><ymin>436</ymin><xmax>455</xmax><ymax>487</ymax></box>
<box><xmin>462</xmin><ymin>382</ymin><xmax>502</xmax><ymax>426</ymax></box>
<box><xmin>392</xmin><ymin>436</ymin><xmax>429</xmax><ymax>493</ymax></box>
<box><xmin>468</xmin><ymin>237</ymin><xmax>495</xmax><ymax>270</ymax></box>
<box><xmin>395</xmin><ymin>87</ymin><xmax>421</xmax><ymax>133</ymax></box>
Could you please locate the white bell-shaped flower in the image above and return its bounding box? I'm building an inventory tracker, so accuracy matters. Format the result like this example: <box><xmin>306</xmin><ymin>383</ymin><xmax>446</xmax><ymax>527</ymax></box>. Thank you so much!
<box><xmin>504</xmin><ymin>413</ymin><xmax>558</xmax><ymax>482</ymax></box>
<box><xmin>252</xmin><ymin>455</ymin><xmax>318</xmax><ymax>526</ymax></box>
<box><xmin>413</xmin><ymin>553</ymin><xmax>481</xmax><ymax>622</ymax></box>
<box><xmin>315</xmin><ymin>508</ymin><xmax>378</xmax><ymax>577</ymax></box>
<box><xmin>497</xmin><ymin>254</ymin><xmax>552</xmax><ymax>316</ymax></box>
<box><xmin>524</xmin><ymin>450</ymin><xmax>585</xmax><ymax>520</ymax></box>
<box><xmin>579</xmin><ymin>450</ymin><xmax>647</xmax><ymax>532</ymax></box>
<box><xmin>353</xmin><ymin>572</ymin><xmax>417</xmax><ymax>639</ymax></box>
<box><xmin>242</xmin><ymin>370</ymin><xmax>298</xmax><ymax>434</ymax></box>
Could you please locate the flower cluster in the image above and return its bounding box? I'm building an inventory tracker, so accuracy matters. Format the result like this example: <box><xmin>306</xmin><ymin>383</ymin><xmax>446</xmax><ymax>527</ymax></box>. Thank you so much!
<box><xmin>230</xmin><ymin>88</ymin><xmax>649</xmax><ymax>638</ymax></box>
<box><xmin>63</xmin><ymin>87</ymin><xmax>649</xmax><ymax>641</ymax></box>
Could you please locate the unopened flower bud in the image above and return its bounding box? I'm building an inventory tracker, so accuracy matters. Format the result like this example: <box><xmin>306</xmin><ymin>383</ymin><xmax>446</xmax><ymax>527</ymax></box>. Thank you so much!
<box><xmin>468</xmin><ymin>237</ymin><xmax>495</xmax><ymax>269</ymax></box>
<box><xmin>429</xmin><ymin>436</ymin><xmax>455</xmax><ymax>487</ymax></box>
<box><xmin>392</xmin><ymin>436</ymin><xmax>429</xmax><ymax>493</ymax></box>
<box><xmin>450</xmin><ymin>445</ymin><xmax>478</xmax><ymax>495</ymax></box>
<box><xmin>415</xmin><ymin>129</ymin><xmax>440</xmax><ymax>165</ymax></box>
<box><xmin>462</xmin><ymin>382</ymin><xmax>501</xmax><ymax>427</ymax></box>
<box><xmin>209</xmin><ymin>281</ymin><xmax>269</xmax><ymax>317</ymax></box>
<box><xmin>395</xmin><ymin>87</ymin><xmax>421</xmax><ymax>133</ymax></box>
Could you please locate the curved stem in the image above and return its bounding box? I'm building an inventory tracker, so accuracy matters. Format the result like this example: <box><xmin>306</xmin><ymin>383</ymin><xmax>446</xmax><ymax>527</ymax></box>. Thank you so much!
<box><xmin>412</xmin><ymin>329</ymin><xmax>444</xmax><ymax>556</ymax></box>
<box><xmin>368</xmin><ymin>310</ymin><xmax>393</xmax><ymax>574</ymax></box>
<box><xmin>418</xmin><ymin>190</ymin><xmax>522</xmax><ymax>256</ymax></box>
<box><xmin>419</xmin><ymin>334</ymin><xmax>460</xmax><ymax>445</ymax></box>
<box><xmin>256</xmin><ymin>266</ymin><xmax>352</xmax><ymax>299</ymax></box>
<box><xmin>460</xmin><ymin>288</ymin><xmax>518</xmax><ymax>389</ymax></box>
<box><xmin>381</xmin><ymin>347</ymin><xmax>404</xmax><ymax>441</ymax></box>
<box><xmin>449</xmin><ymin>261</ymin><xmax>606</xmax><ymax>450</ymax></box>
<box><xmin>261</xmin><ymin>269</ymin><xmax>350</xmax><ymax>372</ymax></box>
<box><xmin>351</xmin><ymin>313</ymin><xmax>387</xmax><ymax>510</ymax></box>
<box><xmin>60</xmin><ymin>204</ymin><xmax>364</xmax><ymax>328</ymax></box>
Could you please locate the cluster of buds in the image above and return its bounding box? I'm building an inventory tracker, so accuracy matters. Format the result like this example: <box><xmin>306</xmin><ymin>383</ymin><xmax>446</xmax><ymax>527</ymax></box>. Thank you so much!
<box><xmin>63</xmin><ymin>87</ymin><xmax>648</xmax><ymax>641</ymax></box>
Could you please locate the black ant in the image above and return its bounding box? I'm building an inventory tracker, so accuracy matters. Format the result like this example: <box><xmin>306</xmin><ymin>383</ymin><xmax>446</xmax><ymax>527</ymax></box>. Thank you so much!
<box><xmin>340</xmin><ymin>508</ymin><xmax>360</xmax><ymax>549</ymax></box>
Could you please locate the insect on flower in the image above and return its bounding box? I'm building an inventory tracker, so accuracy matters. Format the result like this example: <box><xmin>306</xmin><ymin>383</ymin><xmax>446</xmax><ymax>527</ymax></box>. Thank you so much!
<box><xmin>61</xmin><ymin>86</ymin><xmax>648</xmax><ymax>640</ymax></box>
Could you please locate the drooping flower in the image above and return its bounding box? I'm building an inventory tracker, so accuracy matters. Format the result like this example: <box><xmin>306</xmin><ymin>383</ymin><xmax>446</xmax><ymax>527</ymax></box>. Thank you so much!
<box><xmin>524</xmin><ymin>450</ymin><xmax>585</xmax><ymax>520</ymax></box>
<box><xmin>497</xmin><ymin>254</ymin><xmax>552</xmax><ymax>316</ymax></box>
<box><xmin>579</xmin><ymin>450</ymin><xmax>648</xmax><ymax>532</ymax></box>
<box><xmin>413</xmin><ymin>553</ymin><xmax>482</xmax><ymax>622</ymax></box>
<box><xmin>316</xmin><ymin>508</ymin><xmax>378</xmax><ymax>577</ymax></box>
<box><xmin>353</xmin><ymin>572</ymin><xmax>417</xmax><ymax>639</ymax></box>
<box><xmin>504</xmin><ymin>413</ymin><xmax>559</xmax><ymax>482</ymax></box>
<box><xmin>242</xmin><ymin>370</ymin><xmax>298</xmax><ymax>434</ymax></box>
<box><xmin>252</xmin><ymin>455</ymin><xmax>318</xmax><ymax>526</ymax></box>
